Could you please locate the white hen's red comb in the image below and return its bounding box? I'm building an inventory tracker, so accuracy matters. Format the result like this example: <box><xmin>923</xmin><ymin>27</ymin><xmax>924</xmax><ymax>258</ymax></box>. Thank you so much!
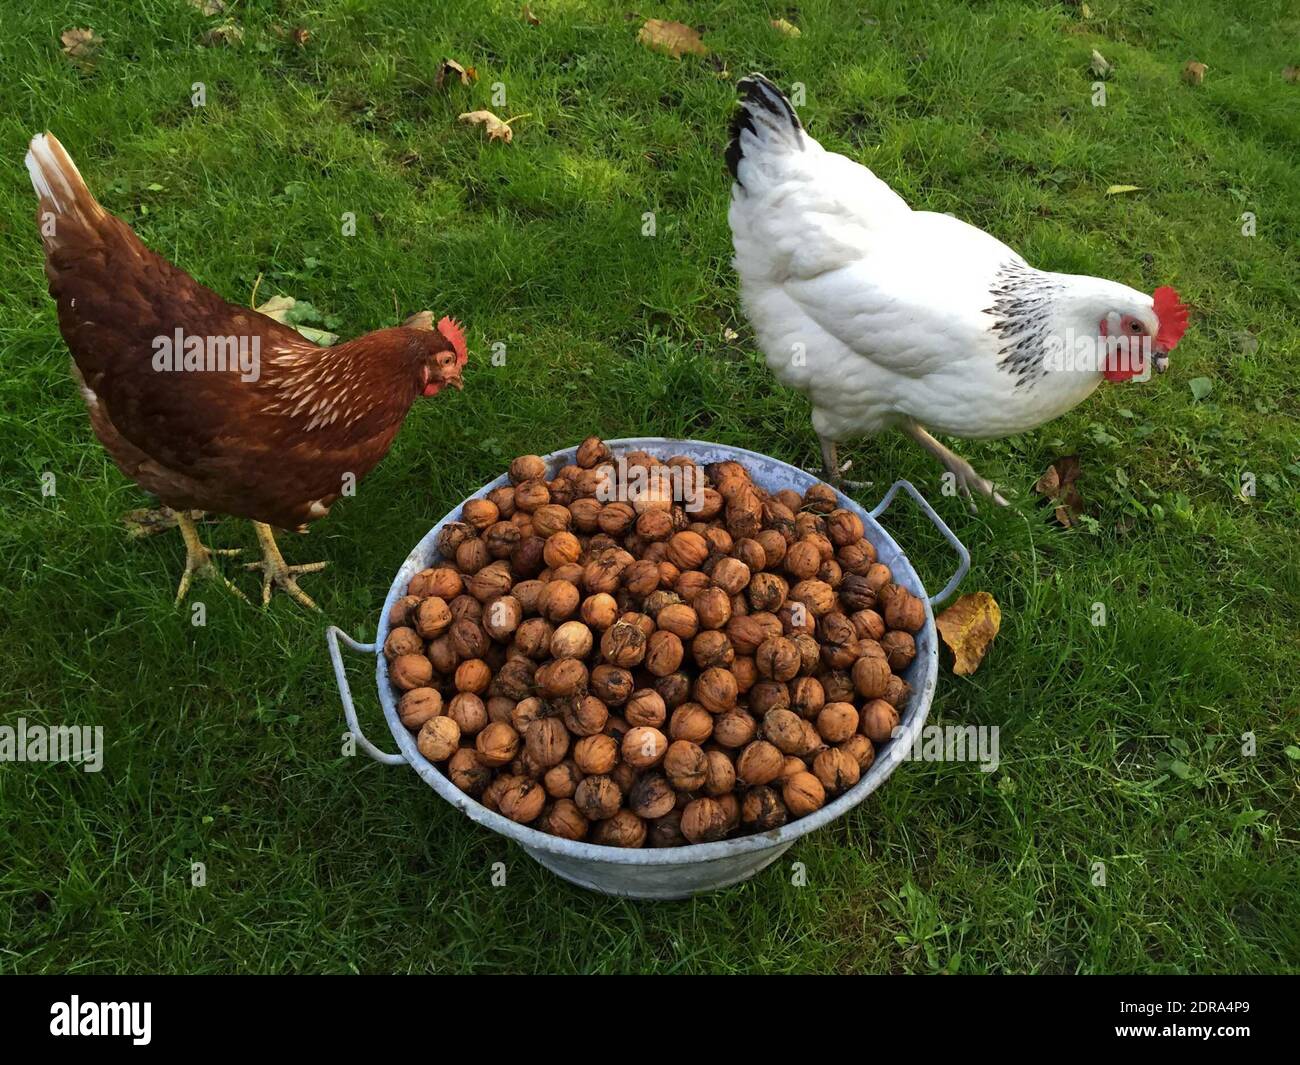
<box><xmin>437</xmin><ymin>316</ymin><xmax>468</xmax><ymax>366</ymax></box>
<box><xmin>1153</xmin><ymin>287</ymin><xmax>1189</xmax><ymax>350</ymax></box>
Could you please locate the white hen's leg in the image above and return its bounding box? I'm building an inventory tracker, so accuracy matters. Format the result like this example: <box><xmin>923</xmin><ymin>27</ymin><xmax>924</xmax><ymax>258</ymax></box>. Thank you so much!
<box><xmin>900</xmin><ymin>421</ymin><xmax>1008</xmax><ymax>510</ymax></box>
<box><xmin>817</xmin><ymin>435</ymin><xmax>873</xmax><ymax>494</ymax></box>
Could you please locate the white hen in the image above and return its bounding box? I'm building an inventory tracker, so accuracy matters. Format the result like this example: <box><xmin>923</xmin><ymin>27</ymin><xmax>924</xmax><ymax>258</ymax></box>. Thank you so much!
<box><xmin>727</xmin><ymin>74</ymin><xmax>1188</xmax><ymax>504</ymax></box>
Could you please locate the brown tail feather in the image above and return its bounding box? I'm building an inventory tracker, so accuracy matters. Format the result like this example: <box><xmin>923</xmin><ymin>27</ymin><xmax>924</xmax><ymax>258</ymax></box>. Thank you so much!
<box><xmin>26</xmin><ymin>132</ymin><xmax>105</xmax><ymax>248</ymax></box>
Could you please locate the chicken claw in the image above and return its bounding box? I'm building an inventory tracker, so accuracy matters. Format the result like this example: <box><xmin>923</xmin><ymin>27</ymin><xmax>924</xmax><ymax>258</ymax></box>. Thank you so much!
<box><xmin>174</xmin><ymin>511</ymin><xmax>247</xmax><ymax>605</ymax></box>
<box><xmin>817</xmin><ymin>436</ymin><xmax>875</xmax><ymax>494</ymax></box>
<box><xmin>901</xmin><ymin>421</ymin><xmax>1009</xmax><ymax>512</ymax></box>
<box><xmin>245</xmin><ymin>521</ymin><xmax>327</xmax><ymax>611</ymax></box>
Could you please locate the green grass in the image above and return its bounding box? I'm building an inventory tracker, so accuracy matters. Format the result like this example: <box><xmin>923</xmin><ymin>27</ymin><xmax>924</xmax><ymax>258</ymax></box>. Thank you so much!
<box><xmin>1</xmin><ymin>0</ymin><xmax>1297</xmax><ymax>974</ymax></box>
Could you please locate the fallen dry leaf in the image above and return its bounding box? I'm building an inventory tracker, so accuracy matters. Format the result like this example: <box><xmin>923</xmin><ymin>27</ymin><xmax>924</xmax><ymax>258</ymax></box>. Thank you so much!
<box><xmin>60</xmin><ymin>27</ymin><xmax>102</xmax><ymax>61</ymax></box>
<box><xmin>1106</xmin><ymin>184</ymin><xmax>1143</xmax><ymax>195</ymax></box>
<box><xmin>771</xmin><ymin>18</ymin><xmax>801</xmax><ymax>37</ymax></box>
<box><xmin>1089</xmin><ymin>48</ymin><xmax>1112</xmax><ymax>78</ymax></box>
<box><xmin>255</xmin><ymin>295</ymin><xmax>339</xmax><ymax>346</ymax></box>
<box><xmin>200</xmin><ymin>23</ymin><xmax>244</xmax><ymax>46</ymax></box>
<box><xmin>1035</xmin><ymin>455</ymin><xmax>1084</xmax><ymax>527</ymax></box>
<box><xmin>458</xmin><ymin>110</ymin><xmax>522</xmax><ymax>143</ymax></box>
<box><xmin>637</xmin><ymin>19</ymin><xmax>708</xmax><ymax>59</ymax></box>
<box><xmin>1182</xmin><ymin>60</ymin><xmax>1207</xmax><ymax>85</ymax></box>
<box><xmin>292</xmin><ymin>27</ymin><xmax>311</xmax><ymax>47</ymax></box>
<box><xmin>1283</xmin><ymin>66</ymin><xmax>1299</xmax><ymax>83</ymax></box>
<box><xmin>936</xmin><ymin>592</ymin><xmax>1001</xmax><ymax>676</ymax></box>
<box><xmin>522</xmin><ymin>4</ymin><xmax>541</xmax><ymax>25</ymax></box>
<box><xmin>436</xmin><ymin>58</ymin><xmax>477</xmax><ymax>89</ymax></box>
<box><xmin>188</xmin><ymin>0</ymin><xmax>225</xmax><ymax>14</ymax></box>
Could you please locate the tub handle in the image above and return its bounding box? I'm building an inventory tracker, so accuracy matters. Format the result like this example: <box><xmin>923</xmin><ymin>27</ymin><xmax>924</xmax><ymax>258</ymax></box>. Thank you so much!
<box><xmin>326</xmin><ymin>625</ymin><xmax>407</xmax><ymax>766</ymax></box>
<box><xmin>869</xmin><ymin>480</ymin><xmax>970</xmax><ymax>607</ymax></box>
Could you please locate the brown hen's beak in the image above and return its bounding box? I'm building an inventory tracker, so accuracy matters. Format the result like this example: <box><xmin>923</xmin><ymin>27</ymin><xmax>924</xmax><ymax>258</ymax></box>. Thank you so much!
<box><xmin>447</xmin><ymin>374</ymin><xmax>465</xmax><ymax>391</ymax></box>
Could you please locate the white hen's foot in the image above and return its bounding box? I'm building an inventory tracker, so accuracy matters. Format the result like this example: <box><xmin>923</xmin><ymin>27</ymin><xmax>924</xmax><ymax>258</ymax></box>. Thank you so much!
<box><xmin>817</xmin><ymin>436</ymin><xmax>874</xmax><ymax>494</ymax></box>
<box><xmin>900</xmin><ymin>421</ymin><xmax>1008</xmax><ymax>512</ymax></box>
<box><xmin>244</xmin><ymin>521</ymin><xmax>327</xmax><ymax>611</ymax></box>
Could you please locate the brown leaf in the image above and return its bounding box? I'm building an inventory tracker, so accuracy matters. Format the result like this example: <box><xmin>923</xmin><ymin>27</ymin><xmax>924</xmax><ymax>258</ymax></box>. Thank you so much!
<box><xmin>458</xmin><ymin>110</ymin><xmax>520</xmax><ymax>143</ymax></box>
<box><xmin>188</xmin><ymin>0</ymin><xmax>225</xmax><ymax>14</ymax></box>
<box><xmin>522</xmin><ymin>4</ymin><xmax>541</xmax><ymax>25</ymax></box>
<box><xmin>436</xmin><ymin>58</ymin><xmax>477</xmax><ymax>89</ymax></box>
<box><xmin>637</xmin><ymin>19</ymin><xmax>708</xmax><ymax>59</ymax></box>
<box><xmin>1035</xmin><ymin>456</ymin><xmax>1084</xmax><ymax>527</ymax></box>
<box><xmin>61</xmin><ymin>27</ymin><xmax>102</xmax><ymax>60</ymax></box>
<box><xmin>771</xmin><ymin>18</ymin><xmax>801</xmax><ymax>37</ymax></box>
<box><xmin>292</xmin><ymin>27</ymin><xmax>311</xmax><ymax>47</ymax></box>
<box><xmin>200</xmin><ymin>23</ymin><xmax>244</xmax><ymax>46</ymax></box>
<box><xmin>1283</xmin><ymin>66</ymin><xmax>1299</xmax><ymax>84</ymax></box>
<box><xmin>1182</xmin><ymin>60</ymin><xmax>1207</xmax><ymax>85</ymax></box>
<box><xmin>936</xmin><ymin>592</ymin><xmax>1001</xmax><ymax>676</ymax></box>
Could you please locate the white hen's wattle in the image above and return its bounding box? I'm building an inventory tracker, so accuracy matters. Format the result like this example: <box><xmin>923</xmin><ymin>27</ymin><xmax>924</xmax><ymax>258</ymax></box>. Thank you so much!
<box><xmin>726</xmin><ymin>74</ymin><xmax>1167</xmax><ymax>496</ymax></box>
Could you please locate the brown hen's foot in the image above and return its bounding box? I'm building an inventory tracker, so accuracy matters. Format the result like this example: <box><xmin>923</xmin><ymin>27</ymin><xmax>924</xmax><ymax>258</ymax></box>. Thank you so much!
<box><xmin>123</xmin><ymin>506</ymin><xmax>210</xmax><ymax>539</ymax></box>
<box><xmin>174</xmin><ymin>511</ymin><xmax>246</xmax><ymax>605</ymax></box>
<box><xmin>244</xmin><ymin>521</ymin><xmax>327</xmax><ymax>611</ymax></box>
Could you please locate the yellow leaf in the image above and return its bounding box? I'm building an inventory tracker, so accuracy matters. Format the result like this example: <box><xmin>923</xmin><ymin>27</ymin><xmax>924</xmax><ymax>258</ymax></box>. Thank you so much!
<box><xmin>60</xmin><ymin>27</ymin><xmax>102</xmax><ymax>60</ymax></box>
<box><xmin>1081</xmin><ymin>2</ymin><xmax>1092</xmax><ymax>17</ymax></box>
<box><xmin>1106</xmin><ymin>184</ymin><xmax>1143</xmax><ymax>195</ymax></box>
<box><xmin>771</xmin><ymin>18</ymin><xmax>801</xmax><ymax>37</ymax></box>
<box><xmin>436</xmin><ymin>58</ymin><xmax>477</xmax><ymax>89</ymax></box>
<box><xmin>522</xmin><ymin>4</ymin><xmax>541</xmax><ymax>25</ymax></box>
<box><xmin>935</xmin><ymin>592</ymin><xmax>1001</xmax><ymax>677</ymax></box>
<box><xmin>458</xmin><ymin>110</ymin><xmax>524</xmax><ymax>143</ymax></box>
<box><xmin>637</xmin><ymin>19</ymin><xmax>708</xmax><ymax>59</ymax></box>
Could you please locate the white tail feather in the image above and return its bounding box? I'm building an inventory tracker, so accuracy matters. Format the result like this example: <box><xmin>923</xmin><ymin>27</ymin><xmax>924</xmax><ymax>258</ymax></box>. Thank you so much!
<box><xmin>26</xmin><ymin>132</ymin><xmax>100</xmax><ymax>232</ymax></box>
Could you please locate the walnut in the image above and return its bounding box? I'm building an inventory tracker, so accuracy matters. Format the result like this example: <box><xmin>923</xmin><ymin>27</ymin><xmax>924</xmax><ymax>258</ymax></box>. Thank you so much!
<box><xmin>649</xmin><ymin>810</ymin><xmax>686</xmax><ymax>847</ymax></box>
<box><xmin>482</xmin><ymin>595</ymin><xmax>523</xmax><ymax>642</ymax></box>
<box><xmin>600</xmin><ymin>620</ymin><xmax>646</xmax><ymax>668</ymax></box>
<box><xmin>590</xmin><ymin>664</ymin><xmax>634</xmax><ymax>706</ymax></box>
<box><xmin>741</xmin><ymin>786</ymin><xmax>789</xmax><ymax>831</ymax></box>
<box><xmin>622</xmin><ymin>726</ymin><xmax>668</xmax><ymax>769</ymax></box>
<box><xmin>462</xmin><ymin>498</ymin><xmax>499</xmax><ymax>531</ymax></box>
<box><xmin>669</xmin><ymin>703</ymin><xmax>714</xmax><ymax>744</ymax></box>
<box><xmin>592</xmin><ymin>809</ymin><xmax>646</xmax><ymax>848</ymax></box>
<box><xmin>541</xmin><ymin>531</ymin><xmax>582</xmax><ymax>570</ymax></box>
<box><xmin>693</xmin><ymin>587</ymin><xmax>732</xmax><ymax>631</ymax></box>
<box><xmin>665</xmin><ymin>531</ymin><xmax>709</xmax><ymax>570</ymax></box>
<box><xmin>712</xmin><ymin>708</ymin><xmax>757</xmax><ymax>749</ymax></box>
<box><xmin>756</xmin><ymin>528</ymin><xmax>788</xmax><ymax>569</ymax></box>
<box><xmin>747</xmin><ymin>572</ymin><xmax>788</xmax><ymax>613</ymax></box>
<box><xmin>538</xmin><ymin>579</ymin><xmax>580</xmax><ymax>622</ymax></box>
<box><xmin>816</xmin><ymin>702</ymin><xmax>859</xmax><ymax>743</ymax></box>
<box><xmin>821</xmin><ymin>669</ymin><xmax>855</xmax><ymax>704</ymax></box>
<box><xmin>536</xmin><ymin>657</ymin><xmax>588</xmax><ymax>698</ymax></box>
<box><xmin>539</xmin><ymin>798</ymin><xmax>589</xmax><ymax>840</ymax></box>
<box><xmin>691</xmin><ymin>630</ymin><xmax>734</xmax><ymax>670</ymax></box>
<box><xmin>511</xmin><ymin>696</ymin><xmax>548</xmax><ymax>735</ymax></box>
<box><xmin>825</xmin><ymin>508</ymin><xmax>865</xmax><ymax>547</ymax></box>
<box><xmin>448</xmin><ymin>747</ymin><xmax>491</xmax><ymax>795</ymax></box>
<box><xmin>573</xmin><ymin>733</ymin><xmax>619</xmax><ymax>775</ymax></box>
<box><xmin>838</xmin><ymin>734</ymin><xmax>876</xmax><ymax>772</ymax></box>
<box><xmin>568</xmin><ymin>497</ymin><xmax>602</xmax><ymax>532</ymax></box>
<box><xmin>675</xmin><ymin>798</ymin><xmax>725</xmax><ymax>844</ymax></box>
<box><xmin>550</xmin><ymin>620</ymin><xmax>594</xmax><ymax>659</ymax></box>
<box><xmin>736</xmin><ymin>740</ymin><xmax>784</xmax><ymax>786</ymax></box>
<box><xmin>703</xmin><ymin>750</ymin><xmax>736</xmax><ymax>797</ymax></box>
<box><xmin>512</xmin><ymin>617</ymin><xmax>553</xmax><ymax>659</ymax></box>
<box><xmin>628</xmin><ymin>773</ymin><xmax>676</xmax><ymax>820</ymax></box>
<box><xmin>469</xmin><ymin>562</ymin><xmax>513</xmax><ymax>603</ymax></box>
<box><xmin>520</xmin><ymin>716</ymin><xmax>568</xmax><ymax>769</ymax></box>
<box><xmin>748</xmin><ymin>681</ymin><xmax>790</xmax><ymax>717</ymax></box>
<box><xmin>399</xmin><ymin>687</ymin><xmax>444</xmax><ymax>730</ymax></box>
<box><xmin>476</xmin><ymin>722</ymin><xmax>521</xmax><ymax>767</ymax></box>
<box><xmin>860</xmin><ymin>699</ymin><xmax>900</xmax><ymax>743</ymax></box>
<box><xmin>624</xmin><ymin>689</ymin><xmax>667</xmax><ymax>728</ymax></box>
<box><xmin>755</xmin><ymin>636</ymin><xmax>801</xmax><ymax>682</ymax></box>
<box><xmin>640</xmin><ymin>630</ymin><xmax>680</xmax><ymax>677</ymax></box>
<box><xmin>636</xmin><ymin>509</ymin><xmax>675</xmax><ymax>542</ymax></box>
<box><xmin>576</xmin><ymin>436</ymin><xmax>612</xmax><ymax>469</ymax></box>
<box><xmin>710</xmin><ymin>556</ymin><xmax>751</xmax><ymax>596</ymax></box>
<box><xmin>783</xmin><ymin>540</ymin><xmax>822</xmax><ymax>581</ymax></box>
<box><xmin>783</xmin><ymin>771</ymin><xmax>826</xmax><ymax>816</ymax></box>
<box><xmin>387</xmin><ymin>594</ymin><xmax>420</xmax><ymax>629</ymax></box>
<box><xmin>852</xmin><ymin>655</ymin><xmax>891</xmax><ymax>700</ymax></box>
<box><xmin>484</xmin><ymin>520</ymin><xmax>522</xmax><ymax>559</ymax></box>
<box><xmin>763</xmin><ymin>708</ymin><xmax>807</xmax><ymax>755</ymax></box>
<box><xmin>730</xmin><ymin>655</ymin><xmax>758</xmax><ymax>694</ymax></box>
<box><xmin>384</xmin><ymin>626</ymin><xmax>423</xmax><ymax>661</ymax></box>
<box><xmin>883</xmin><ymin>587</ymin><xmax>925</xmax><ymax>633</ymax></box>
<box><xmin>509</xmin><ymin>454</ymin><xmax>547</xmax><ymax>484</ymax></box>
<box><xmin>654</xmin><ymin>604</ymin><xmax>698</xmax><ymax>640</ymax></box>
<box><xmin>789</xmin><ymin>676</ymin><xmax>826</xmax><ymax>719</ymax></box>
<box><xmin>434</xmin><ymin>522</ymin><xmax>476</xmax><ymax>560</ymax></box>
<box><xmin>416</xmin><ymin>716</ymin><xmax>460</xmax><ymax>762</ymax></box>
<box><xmin>813</xmin><ymin>747</ymin><xmax>860</xmax><ymax>794</ymax></box>
<box><xmin>790</xmin><ymin>579</ymin><xmax>836</xmax><ymax>616</ymax></box>
<box><xmin>694</xmin><ymin>666</ymin><xmax>738</xmax><ymax>713</ymax></box>
<box><xmin>455</xmin><ymin>538</ymin><xmax>489</xmax><ymax>575</ymax></box>
<box><xmin>802</xmin><ymin>483</ymin><xmax>838</xmax><ymax>514</ymax></box>
<box><xmin>817</xmin><ymin>612</ymin><xmax>859</xmax><ymax>669</ymax></box>
<box><xmin>664</xmin><ymin>739</ymin><xmax>709</xmax><ymax>790</ymax></box>
<box><xmin>454</xmin><ymin>659</ymin><xmax>492</xmax><ymax>694</ymax></box>
<box><xmin>390</xmin><ymin>653</ymin><xmax>433</xmax><ymax>691</ymax></box>
<box><xmin>880</xmin><ymin>630</ymin><xmax>916</xmax><ymax>671</ymax></box>
<box><xmin>580</xmin><ymin>592</ymin><xmax>619</xmax><ymax>631</ymax></box>
<box><xmin>498</xmin><ymin>777</ymin><xmax>546</xmax><ymax>823</ymax></box>
<box><xmin>543</xmin><ymin>760</ymin><xmax>583</xmax><ymax>799</ymax></box>
<box><xmin>426</xmin><ymin>635</ymin><xmax>458</xmax><ymax>675</ymax></box>
<box><xmin>883</xmin><ymin>674</ymin><xmax>912</xmax><ymax>710</ymax></box>
<box><xmin>732</xmin><ymin>537</ymin><xmax>767</xmax><ymax>573</ymax></box>
<box><xmin>448</xmin><ymin>692</ymin><xmax>489</xmax><ymax>735</ymax></box>
<box><xmin>574</xmin><ymin>774</ymin><xmax>622</xmax><ymax>820</ymax></box>
<box><xmin>513</xmin><ymin>479</ymin><xmax>550</xmax><ymax>513</ymax></box>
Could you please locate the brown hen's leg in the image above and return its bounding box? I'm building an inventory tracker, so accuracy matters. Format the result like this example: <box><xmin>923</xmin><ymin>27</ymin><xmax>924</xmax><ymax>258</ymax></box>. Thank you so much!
<box><xmin>174</xmin><ymin>510</ymin><xmax>246</xmax><ymax>605</ymax></box>
<box><xmin>900</xmin><ymin>420</ymin><xmax>1008</xmax><ymax>511</ymax></box>
<box><xmin>244</xmin><ymin>521</ymin><xmax>327</xmax><ymax>611</ymax></box>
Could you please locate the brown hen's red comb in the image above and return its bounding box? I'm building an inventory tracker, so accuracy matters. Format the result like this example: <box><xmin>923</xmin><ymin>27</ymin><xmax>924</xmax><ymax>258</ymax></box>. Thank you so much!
<box><xmin>437</xmin><ymin>316</ymin><xmax>468</xmax><ymax>366</ymax></box>
<box><xmin>1153</xmin><ymin>287</ymin><xmax>1189</xmax><ymax>350</ymax></box>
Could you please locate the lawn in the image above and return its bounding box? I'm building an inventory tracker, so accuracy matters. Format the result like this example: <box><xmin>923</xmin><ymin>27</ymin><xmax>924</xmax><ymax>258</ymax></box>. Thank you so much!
<box><xmin>0</xmin><ymin>0</ymin><xmax>1297</xmax><ymax>974</ymax></box>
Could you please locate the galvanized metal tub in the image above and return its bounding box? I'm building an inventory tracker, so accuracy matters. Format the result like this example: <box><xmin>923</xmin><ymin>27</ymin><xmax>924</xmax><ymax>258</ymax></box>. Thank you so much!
<box><xmin>327</xmin><ymin>438</ymin><xmax>968</xmax><ymax>899</ymax></box>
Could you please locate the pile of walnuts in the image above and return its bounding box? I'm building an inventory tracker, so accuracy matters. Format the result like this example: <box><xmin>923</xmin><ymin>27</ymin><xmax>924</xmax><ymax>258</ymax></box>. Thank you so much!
<box><xmin>384</xmin><ymin>438</ymin><xmax>925</xmax><ymax>849</ymax></box>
